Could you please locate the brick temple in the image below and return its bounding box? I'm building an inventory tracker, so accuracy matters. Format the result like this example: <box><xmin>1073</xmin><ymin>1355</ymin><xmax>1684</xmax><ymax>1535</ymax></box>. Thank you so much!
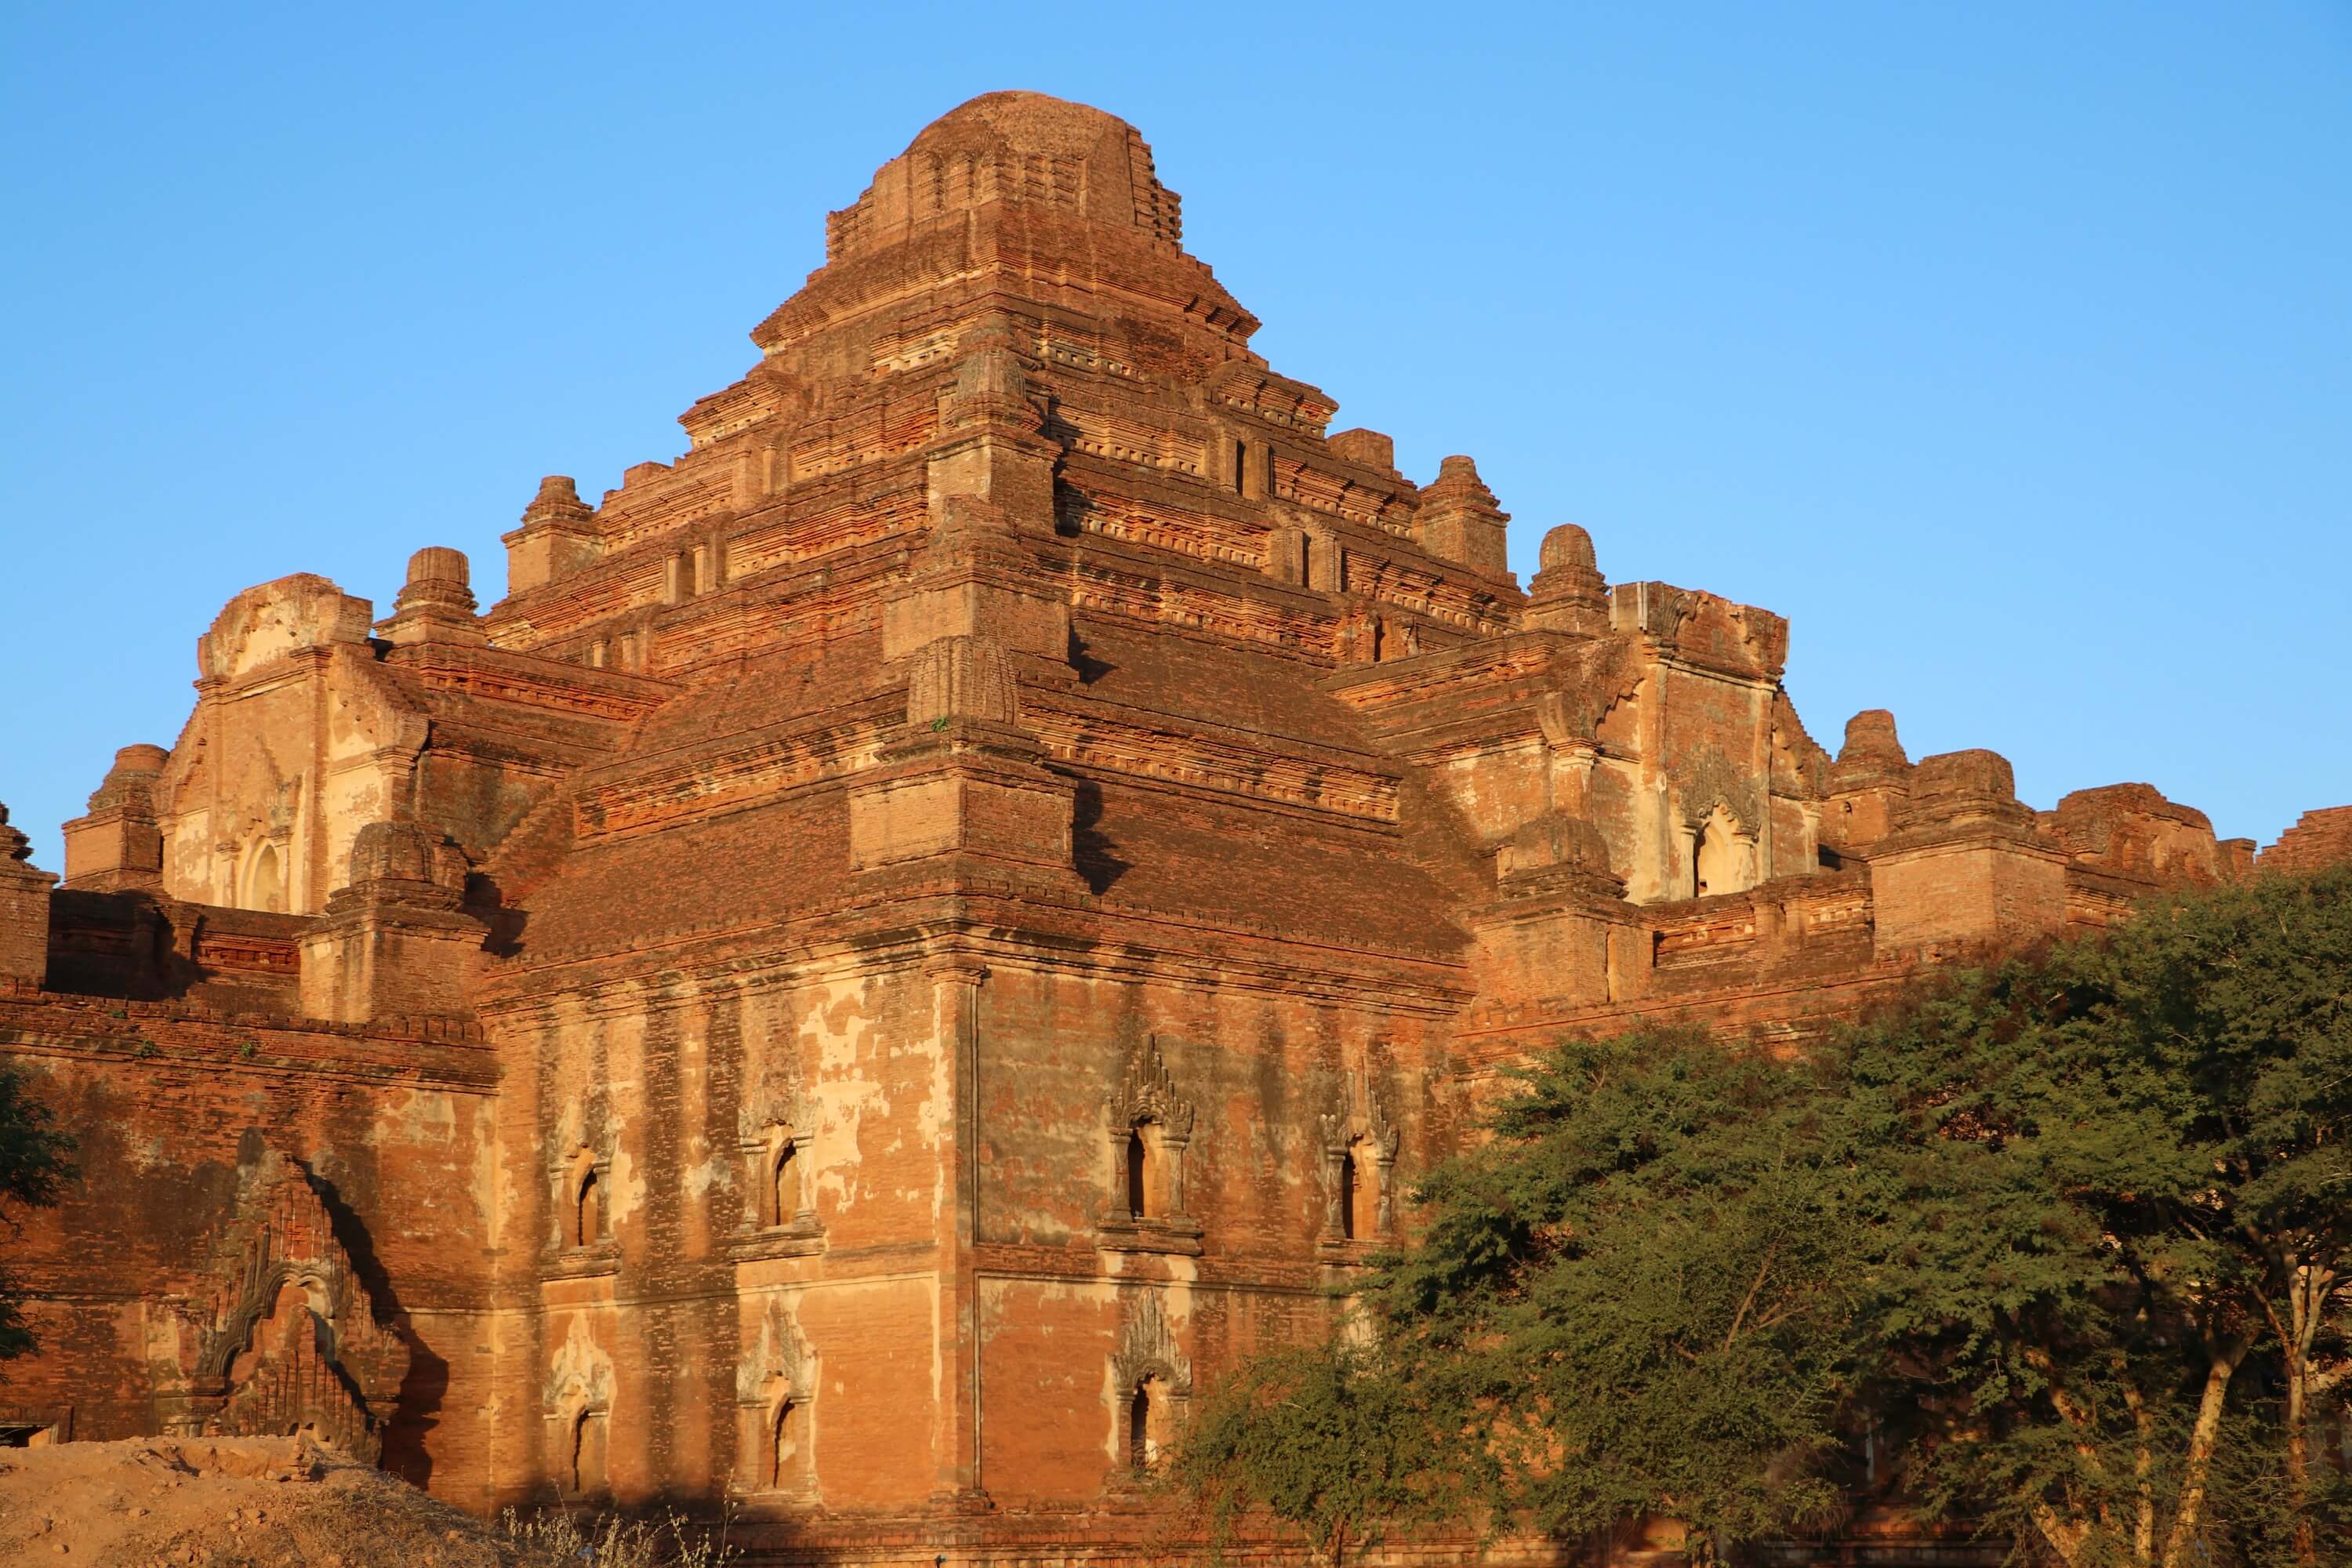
<box><xmin>2</xmin><ymin>91</ymin><xmax>2345</xmax><ymax>1559</ymax></box>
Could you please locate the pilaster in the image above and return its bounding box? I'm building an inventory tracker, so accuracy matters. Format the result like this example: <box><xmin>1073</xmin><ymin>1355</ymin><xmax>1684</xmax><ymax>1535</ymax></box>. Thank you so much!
<box><xmin>0</xmin><ymin>804</ymin><xmax>56</xmax><ymax>987</ymax></box>
<box><xmin>297</xmin><ymin>821</ymin><xmax>485</xmax><ymax>1022</ymax></box>
<box><xmin>1415</xmin><ymin>454</ymin><xmax>1512</xmax><ymax>579</ymax></box>
<box><xmin>1468</xmin><ymin>811</ymin><xmax>1649</xmax><ymax>1008</ymax></box>
<box><xmin>375</xmin><ymin>547</ymin><xmax>487</xmax><ymax>647</ymax></box>
<box><xmin>846</xmin><ymin>636</ymin><xmax>1080</xmax><ymax>888</ymax></box>
<box><xmin>1870</xmin><ymin>749</ymin><xmax>2066</xmax><ymax>954</ymax></box>
<box><xmin>502</xmin><ymin>476</ymin><xmax>601</xmax><ymax>595</ymax></box>
<box><xmin>930</xmin><ymin>956</ymin><xmax>992</xmax><ymax>1508</ymax></box>
<box><xmin>60</xmin><ymin>744</ymin><xmax>169</xmax><ymax>892</ymax></box>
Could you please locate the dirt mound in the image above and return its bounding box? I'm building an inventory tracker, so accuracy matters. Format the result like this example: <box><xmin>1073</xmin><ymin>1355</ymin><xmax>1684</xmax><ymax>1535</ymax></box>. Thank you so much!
<box><xmin>0</xmin><ymin>1436</ymin><xmax>551</xmax><ymax>1567</ymax></box>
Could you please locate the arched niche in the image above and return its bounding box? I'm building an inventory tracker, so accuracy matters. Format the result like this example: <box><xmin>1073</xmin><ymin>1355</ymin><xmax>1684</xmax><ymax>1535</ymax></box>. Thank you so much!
<box><xmin>243</xmin><ymin>840</ymin><xmax>285</xmax><ymax>913</ymax></box>
<box><xmin>1689</xmin><ymin>805</ymin><xmax>1755</xmax><ymax>899</ymax></box>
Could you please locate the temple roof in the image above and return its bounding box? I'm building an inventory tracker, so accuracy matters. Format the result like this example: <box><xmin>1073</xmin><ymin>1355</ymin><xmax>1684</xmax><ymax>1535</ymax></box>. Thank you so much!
<box><xmin>822</xmin><ymin>89</ymin><xmax>1186</xmax><ymax>263</ymax></box>
<box><xmin>906</xmin><ymin>91</ymin><xmax>1137</xmax><ymax>164</ymax></box>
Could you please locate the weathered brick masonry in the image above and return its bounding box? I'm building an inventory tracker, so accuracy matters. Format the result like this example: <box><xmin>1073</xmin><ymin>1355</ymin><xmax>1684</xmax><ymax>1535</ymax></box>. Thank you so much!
<box><xmin>0</xmin><ymin>91</ymin><xmax>2341</xmax><ymax>1562</ymax></box>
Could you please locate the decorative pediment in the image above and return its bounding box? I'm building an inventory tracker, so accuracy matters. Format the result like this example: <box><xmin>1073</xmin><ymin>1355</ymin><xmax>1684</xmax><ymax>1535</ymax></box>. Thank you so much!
<box><xmin>739</xmin><ymin>1046</ymin><xmax>814</xmax><ymax>1148</ymax></box>
<box><xmin>1096</xmin><ymin>1034</ymin><xmax>1204</xmax><ymax>1254</ymax></box>
<box><xmin>731</xmin><ymin>1047</ymin><xmax>827</xmax><ymax>1254</ymax></box>
<box><xmin>172</xmin><ymin>1151</ymin><xmax>408</xmax><ymax>1462</ymax></box>
<box><xmin>1676</xmin><ymin>743</ymin><xmax>1764</xmax><ymax>837</ymax></box>
<box><xmin>1618</xmin><ymin>582</ymin><xmax>1693</xmax><ymax>644</ymax></box>
<box><xmin>546</xmin><ymin>1314</ymin><xmax>615</xmax><ymax>1419</ymax></box>
<box><xmin>1319</xmin><ymin>1068</ymin><xmax>1406</xmax><ymax>1243</ymax></box>
<box><xmin>735</xmin><ymin>1297</ymin><xmax>815</xmax><ymax>1410</ymax></box>
<box><xmin>1106</xmin><ymin>1034</ymin><xmax>1195</xmax><ymax>1141</ymax></box>
<box><xmin>1109</xmin><ymin>1290</ymin><xmax>1191</xmax><ymax>1396</ymax></box>
<box><xmin>1537</xmin><ymin>641</ymin><xmax>1646</xmax><ymax>747</ymax></box>
<box><xmin>196</xmin><ymin>574</ymin><xmax>372</xmax><ymax>684</ymax></box>
<box><xmin>549</xmin><ymin>1094</ymin><xmax>611</xmax><ymax>1170</ymax></box>
<box><xmin>1317</xmin><ymin>1069</ymin><xmax>1401</xmax><ymax>1161</ymax></box>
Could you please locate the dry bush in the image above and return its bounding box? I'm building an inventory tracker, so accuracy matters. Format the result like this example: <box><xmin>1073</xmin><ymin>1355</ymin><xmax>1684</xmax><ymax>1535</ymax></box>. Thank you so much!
<box><xmin>498</xmin><ymin>1504</ymin><xmax>741</xmax><ymax>1568</ymax></box>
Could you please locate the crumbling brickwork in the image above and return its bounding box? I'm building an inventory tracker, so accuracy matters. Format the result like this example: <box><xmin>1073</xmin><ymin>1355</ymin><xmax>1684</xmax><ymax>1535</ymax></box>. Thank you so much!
<box><xmin>1</xmin><ymin>91</ymin><xmax>2343</xmax><ymax>1563</ymax></box>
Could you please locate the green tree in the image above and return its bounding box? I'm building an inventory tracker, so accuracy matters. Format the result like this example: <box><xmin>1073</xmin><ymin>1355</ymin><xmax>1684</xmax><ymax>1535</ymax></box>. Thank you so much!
<box><xmin>1367</xmin><ymin>1029</ymin><xmax>1880</xmax><ymax>1555</ymax></box>
<box><xmin>1168</xmin><ymin>869</ymin><xmax>2352</xmax><ymax>1566</ymax></box>
<box><xmin>0</xmin><ymin>1060</ymin><xmax>75</xmax><ymax>1362</ymax></box>
<box><xmin>2112</xmin><ymin>868</ymin><xmax>2352</xmax><ymax>1562</ymax></box>
<box><xmin>1174</xmin><ymin>1029</ymin><xmax>1888</xmax><ymax>1562</ymax></box>
<box><xmin>1853</xmin><ymin>868</ymin><xmax>2352</xmax><ymax>1566</ymax></box>
<box><xmin>1166</xmin><ymin>1338</ymin><xmax>1463</xmax><ymax>1566</ymax></box>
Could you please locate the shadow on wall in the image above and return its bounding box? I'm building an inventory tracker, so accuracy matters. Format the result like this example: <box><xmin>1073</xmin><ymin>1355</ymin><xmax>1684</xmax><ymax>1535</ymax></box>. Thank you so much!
<box><xmin>305</xmin><ymin>1162</ymin><xmax>448</xmax><ymax>1490</ymax></box>
<box><xmin>1068</xmin><ymin>631</ymin><xmax>1115</xmax><ymax>685</ymax></box>
<box><xmin>466</xmin><ymin>873</ymin><xmax>528</xmax><ymax>960</ymax></box>
<box><xmin>1072</xmin><ymin>779</ymin><xmax>1131</xmax><ymax>895</ymax></box>
<box><xmin>43</xmin><ymin>891</ymin><xmax>212</xmax><ymax>1000</ymax></box>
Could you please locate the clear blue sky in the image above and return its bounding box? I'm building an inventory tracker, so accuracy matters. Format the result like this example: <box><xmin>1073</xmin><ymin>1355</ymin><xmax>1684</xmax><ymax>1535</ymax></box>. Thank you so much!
<box><xmin>4</xmin><ymin>2</ymin><xmax>2346</xmax><ymax>870</ymax></box>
